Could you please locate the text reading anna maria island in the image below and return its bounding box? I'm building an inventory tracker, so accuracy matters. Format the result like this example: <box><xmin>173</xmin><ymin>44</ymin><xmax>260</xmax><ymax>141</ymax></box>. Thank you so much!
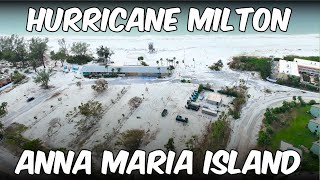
<box><xmin>15</xmin><ymin>150</ymin><xmax>300</xmax><ymax>175</ymax></box>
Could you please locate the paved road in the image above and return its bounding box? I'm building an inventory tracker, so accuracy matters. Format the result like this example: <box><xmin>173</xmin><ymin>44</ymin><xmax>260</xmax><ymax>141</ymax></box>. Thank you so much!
<box><xmin>0</xmin><ymin>146</ymin><xmax>18</xmax><ymax>175</ymax></box>
<box><xmin>2</xmin><ymin>87</ymin><xmax>61</xmax><ymax>127</ymax></box>
<box><xmin>227</xmin><ymin>91</ymin><xmax>319</xmax><ymax>164</ymax></box>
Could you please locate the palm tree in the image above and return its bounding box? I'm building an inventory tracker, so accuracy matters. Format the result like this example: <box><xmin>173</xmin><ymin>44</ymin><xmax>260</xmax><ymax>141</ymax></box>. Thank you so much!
<box><xmin>160</xmin><ymin>58</ymin><xmax>163</xmax><ymax>66</ymax></box>
<box><xmin>170</xmin><ymin>59</ymin><xmax>174</xmax><ymax>66</ymax></box>
<box><xmin>176</xmin><ymin>61</ymin><xmax>179</xmax><ymax>67</ymax></box>
<box><xmin>157</xmin><ymin>67</ymin><xmax>161</xmax><ymax>74</ymax></box>
<box><xmin>156</xmin><ymin>60</ymin><xmax>159</xmax><ymax>67</ymax></box>
<box><xmin>105</xmin><ymin>65</ymin><xmax>109</xmax><ymax>74</ymax></box>
<box><xmin>166</xmin><ymin>58</ymin><xmax>169</xmax><ymax>66</ymax></box>
<box><xmin>117</xmin><ymin>68</ymin><xmax>121</xmax><ymax>73</ymax></box>
<box><xmin>111</xmin><ymin>68</ymin><xmax>115</xmax><ymax>75</ymax></box>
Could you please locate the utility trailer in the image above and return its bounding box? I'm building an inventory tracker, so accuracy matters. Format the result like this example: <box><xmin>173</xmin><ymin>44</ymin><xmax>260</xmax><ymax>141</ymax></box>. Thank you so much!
<box><xmin>201</xmin><ymin>108</ymin><xmax>217</xmax><ymax>116</ymax></box>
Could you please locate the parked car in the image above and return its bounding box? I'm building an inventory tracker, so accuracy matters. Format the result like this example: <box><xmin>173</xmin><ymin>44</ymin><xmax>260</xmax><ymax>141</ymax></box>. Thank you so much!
<box><xmin>176</xmin><ymin>115</ymin><xmax>188</xmax><ymax>123</ymax></box>
<box><xmin>26</xmin><ymin>97</ymin><xmax>35</xmax><ymax>102</ymax></box>
<box><xmin>190</xmin><ymin>96</ymin><xmax>197</xmax><ymax>102</ymax></box>
<box><xmin>161</xmin><ymin>109</ymin><xmax>168</xmax><ymax>117</ymax></box>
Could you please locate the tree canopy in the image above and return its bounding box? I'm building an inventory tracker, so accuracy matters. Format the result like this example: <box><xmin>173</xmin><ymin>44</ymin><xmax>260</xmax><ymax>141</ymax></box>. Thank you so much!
<box><xmin>71</xmin><ymin>42</ymin><xmax>90</xmax><ymax>56</ymax></box>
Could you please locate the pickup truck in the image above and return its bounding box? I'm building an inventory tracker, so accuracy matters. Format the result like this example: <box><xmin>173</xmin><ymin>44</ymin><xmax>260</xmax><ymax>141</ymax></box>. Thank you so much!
<box><xmin>176</xmin><ymin>115</ymin><xmax>188</xmax><ymax>123</ymax></box>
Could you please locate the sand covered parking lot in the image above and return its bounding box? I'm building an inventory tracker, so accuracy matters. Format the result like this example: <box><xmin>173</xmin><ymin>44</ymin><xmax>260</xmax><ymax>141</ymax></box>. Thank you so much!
<box><xmin>0</xmin><ymin>34</ymin><xmax>319</xmax><ymax>167</ymax></box>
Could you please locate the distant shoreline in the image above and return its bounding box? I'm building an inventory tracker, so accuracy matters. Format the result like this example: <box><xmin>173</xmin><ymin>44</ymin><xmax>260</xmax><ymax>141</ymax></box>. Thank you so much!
<box><xmin>0</xmin><ymin>33</ymin><xmax>318</xmax><ymax>41</ymax></box>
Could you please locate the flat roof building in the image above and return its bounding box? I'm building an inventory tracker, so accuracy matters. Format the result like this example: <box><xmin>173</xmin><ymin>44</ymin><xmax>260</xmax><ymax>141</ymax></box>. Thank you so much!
<box><xmin>206</xmin><ymin>93</ymin><xmax>222</xmax><ymax>106</ymax></box>
<box><xmin>277</xmin><ymin>58</ymin><xmax>320</xmax><ymax>79</ymax></box>
<box><xmin>278</xmin><ymin>60</ymin><xmax>300</xmax><ymax>78</ymax></box>
<box><xmin>81</xmin><ymin>65</ymin><xmax>170</xmax><ymax>77</ymax></box>
<box><xmin>308</xmin><ymin>118</ymin><xmax>320</xmax><ymax>134</ymax></box>
<box><xmin>294</xmin><ymin>58</ymin><xmax>320</xmax><ymax>75</ymax></box>
<box><xmin>310</xmin><ymin>140</ymin><xmax>319</xmax><ymax>156</ymax></box>
<box><xmin>310</xmin><ymin>105</ymin><xmax>320</xmax><ymax>118</ymax></box>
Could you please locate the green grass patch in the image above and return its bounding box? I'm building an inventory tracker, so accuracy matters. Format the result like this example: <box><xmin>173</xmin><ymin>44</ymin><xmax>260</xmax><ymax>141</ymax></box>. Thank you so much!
<box><xmin>270</xmin><ymin>105</ymin><xmax>319</xmax><ymax>171</ymax></box>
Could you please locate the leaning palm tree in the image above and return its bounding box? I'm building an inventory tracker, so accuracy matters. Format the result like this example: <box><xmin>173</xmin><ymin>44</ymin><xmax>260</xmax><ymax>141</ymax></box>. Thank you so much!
<box><xmin>105</xmin><ymin>65</ymin><xmax>109</xmax><ymax>74</ymax></box>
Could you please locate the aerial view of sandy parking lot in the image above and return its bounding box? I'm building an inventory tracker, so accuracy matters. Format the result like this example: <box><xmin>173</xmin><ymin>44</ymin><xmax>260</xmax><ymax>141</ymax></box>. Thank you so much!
<box><xmin>0</xmin><ymin>1</ymin><xmax>319</xmax><ymax>179</ymax></box>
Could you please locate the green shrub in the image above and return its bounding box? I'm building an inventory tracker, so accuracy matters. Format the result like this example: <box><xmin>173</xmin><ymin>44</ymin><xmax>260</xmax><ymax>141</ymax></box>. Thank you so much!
<box><xmin>23</xmin><ymin>139</ymin><xmax>43</xmax><ymax>151</ymax></box>
<box><xmin>119</xmin><ymin>129</ymin><xmax>145</xmax><ymax>152</ymax></box>
<box><xmin>308</xmin><ymin>100</ymin><xmax>316</xmax><ymax>105</ymax></box>
<box><xmin>164</xmin><ymin>138</ymin><xmax>175</xmax><ymax>152</ymax></box>
<box><xmin>66</xmin><ymin>55</ymin><xmax>93</xmax><ymax>65</ymax></box>
<box><xmin>11</xmin><ymin>72</ymin><xmax>25</xmax><ymax>84</ymax></box>
<box><xmin>140</xmin><ymin>61</ymin><xmax>149</xmax><ymax>66</ymax></box>
<box><xmin>78</xmin><ymin>100</ymin><xmax>103</xmax><ymax>117</ymax></box>
<box><xmin>208</xmin><ymin>60</ymin><xmax>223</xmax><ymax>71</ymax></box>
<box><xmin>198</xmin><ymin>84</ymin><xmax>204</xmax><ymax>93</ymax></box>
<box><xmin>229</xmin><ymin>56</ymin><xmax>272</xmax><ymax>79</ymax></box>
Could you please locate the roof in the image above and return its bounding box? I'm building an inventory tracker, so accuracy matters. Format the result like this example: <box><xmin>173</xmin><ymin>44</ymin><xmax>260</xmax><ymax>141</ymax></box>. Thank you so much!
<box><xmin>201</xmin><ymin>108</ymin><xmax>217</xmax><ymax>114</ymax></box>
<box><xmin>206</xmin><ymin>93</ymin><xmax>222</xmax><ymax>102</ymax></box>
<box><xmin>81</xmin><ymin>65</ymin><xmax>169</xmax><ymax>74</ymax></box>
<box><xmin>309</xmin><ymin>118</ymin><xmax>320</xmax><ymax>125</ymax></box>
<box><xmin>294</xmin><ymin>58</ymin><xmax>320</xmax><ymax>70</ymax></box>
<box><xmin>278</xmin><ymin>60</ymin><xmax>300</xmax><ymax>77</ymax></box>
<box><xmin>311</xmin><ymin>104</ymin><xmax>320</xmax><ymax>109</ymax></box>
<box><xmin>280</xmin><ymin>141</ymin><xmax>303</xmax><ymax>156</ymax></box>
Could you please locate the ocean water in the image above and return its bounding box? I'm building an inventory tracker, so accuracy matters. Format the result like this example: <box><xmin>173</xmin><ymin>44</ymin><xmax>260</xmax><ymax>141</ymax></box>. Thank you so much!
<box><xmin>0</xmin><ymin>2</ymin><xmax>319</xmax><ymax>36</ymax></box>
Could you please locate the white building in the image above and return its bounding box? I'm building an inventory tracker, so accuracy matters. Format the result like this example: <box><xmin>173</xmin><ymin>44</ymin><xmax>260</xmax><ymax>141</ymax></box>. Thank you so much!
<box><xmin>278</xmin><ymin>60</ymin><xmax>300</xmax><ymax>78</ymax></box>
<box><xmin>294</xmin><ymin>58</ymin><xmax>320</xmax><ymax>75</ymax></box>
<box><xmin>81</xmin><ymin>65</ymin><xmax>170</xmax><ymax>78</ymax></box>
<box><xmin>277</xmin><ymin>58</ymin><xmax>320</xmax><ymax>79</ymax></box>
<box><xmin>206</xmin><ymin>93</ymin><xmax>222</xmax><ymax>106</ymax></box>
